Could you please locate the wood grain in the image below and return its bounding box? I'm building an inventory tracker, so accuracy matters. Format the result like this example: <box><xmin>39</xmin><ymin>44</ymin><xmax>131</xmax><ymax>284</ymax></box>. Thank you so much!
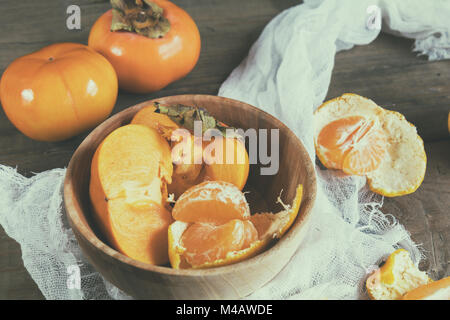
<box><xmin>327</xmin><ymin>34</ymin><xmax>450</xmax><ymax>142</ymax></box>
<box><xmin>382</xmin><ymin>140</ymin><xmax>450</xmax><ymax>281</ymax></box>
<box><xmin>0</xmin><ymin>0</ymin><xmax>448</xmax><ymax>299</ymax></box>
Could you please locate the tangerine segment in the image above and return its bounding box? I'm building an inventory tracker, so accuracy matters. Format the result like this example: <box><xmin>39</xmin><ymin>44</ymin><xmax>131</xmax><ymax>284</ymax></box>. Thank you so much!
<box><xmin>168</xmin><ymin>221</ymin><xmax>265</xmax><ymax>269</ymax></box>
<box><xmin>317</xmin><ymin>116</ymin><xmax>386</xmax><ymax>175</ymax></box>
<box><xmin>342</xmin><ymin>125</ymin><xmax>387</xmax><ymax>175</ymax></box>
<box><xmin>317</xmin><ymin>116</ymin><xmax>364</xmax><ymax>168</ymax></box>
<box><xmin>172</xmin><ymin>181</ymin><xmax>250</xmax><ymax>224</ymax></box>
<box><xmin>181</xmin><ymin>219</ymin><xmax>258</xmax><ymax>266</ymax></box>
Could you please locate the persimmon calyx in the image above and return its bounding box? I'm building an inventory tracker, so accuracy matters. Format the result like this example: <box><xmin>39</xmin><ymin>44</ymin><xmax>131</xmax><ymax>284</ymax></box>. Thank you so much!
<box><xmin>154</xmin><ymin>102</ymin><xmax>241</xmax><ymax>138</ymax></box>
<box><xmin>110</xmin><ymin>0</ymin><xmax>170</xmax><ymax>39</ymax></box>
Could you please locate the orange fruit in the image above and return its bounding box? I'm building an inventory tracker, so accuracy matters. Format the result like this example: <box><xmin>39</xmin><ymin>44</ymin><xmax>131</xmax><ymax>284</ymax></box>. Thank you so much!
<box><xmin>168</xmin><ymin>131</ymin><xmax>204</xmax><ymax>199</ymax></box>
<box><xmin>317</xmin><ymin>115</ymin><xmax>386</xmax><ymax>175</ymax></box>
<box><xmin>402</xmin><ymin>276</ymin><xmax>450</xmax><ymax>300</ymax></box>
<box><xmin>249</xmin><ymin>185</ymin><xmax>303</xmax><ymax>239</ymax></box>
<box><xmin>0</xmin><ymin>43</ymin><xmax>118</xmax><ymax>141</ymax></box>
<box><xmin>89</xmin><ymin>124</ymin><xmax>173</xmax><ymax>265</ymax></box>
<box><xmin>168</xmin><ymin>184</ymin><xmax>303</xmax><ymax>269</ymax></box>
<box><xmin>315</xmin><ymin>93</ymin><xmax>426</xmax><ymax>197</ymax></box>
<box><xmin>172</xmin><ymin>181</ymin><xmax>250</xmax><ymax>224</ymax></box>
<box><xmin>181</xmin><ymin>219</ymin><xmax>258</xmax><ymax>266</ymax></box>
<box><xmin>131</xmin><ymin>106</ymin><xmax>250</xmax><ymax>198</ymax></box>
<box><xmin>203</xmin><ymin>136</ymin><xmax>250</xmax><ymax>190</ymax></box>
<box><xmin>131</xmin><ymin>105</ymin><xmax>180</xmax><ymax>140</ymax></box>
<box><xmin>366</xmin><ymin>249</ymin><xmax>433</xmax><ymax>300</ymax></box>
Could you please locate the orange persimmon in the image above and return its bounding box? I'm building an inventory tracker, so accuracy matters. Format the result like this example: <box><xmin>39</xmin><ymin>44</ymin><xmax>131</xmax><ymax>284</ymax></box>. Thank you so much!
<box><xmin>203</xmin><ymin>136</ymin><xmax>250</xmax><ymax>190</ymax></box>
<box><xmin>0</xmin><ymin>43</ymin><xmax>118</xmax><ymax>141</ymax></box>
<box><xmin>131</xmin><ymin>104</ymin><xmax>250</xmax><ymax>197</ymax></box>
<box><xmin>89</xmin><ymin>124</ymin><xmax>173</xmax><ymax>265</ymax></box>
<box><xmin>88</xmin><ymin>0</ymin><xmax>201</xmax><ymax>93</ymax></box>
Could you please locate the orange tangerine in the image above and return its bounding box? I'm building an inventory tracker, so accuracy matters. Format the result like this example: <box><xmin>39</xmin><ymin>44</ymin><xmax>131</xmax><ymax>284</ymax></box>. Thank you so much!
<box><xmin>317</xmin><ymin>115</ymin><xmax>386</xmax><ymax>175</ymax></box>
<box><xmin>366</xmin><ymin>249</ymin><xmax>433</xmax><ymax>300</ymax></box>
<box><xmin>168</xmin><ymin>184</ymin><xmax>303</xmax><ymax>269</ymax></box>
<box><xmin>181</xmin><ymin>219</ymin><xmax>258</xmax><ymax>266</ymax></box>
<box><xmin>172</xmin><ymin>181</ymin><xmax>250</xmax><ymax>224</ymax></box>
<box><xmin>315</xmin><ymin>94</ymin><xmax>426</xmax><ymax>197</ymax></box>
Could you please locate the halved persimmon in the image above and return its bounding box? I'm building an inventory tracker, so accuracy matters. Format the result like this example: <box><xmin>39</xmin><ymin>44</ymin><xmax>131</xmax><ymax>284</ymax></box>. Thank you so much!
<box><xmin>89</xmin><ymin>124</ymin><xmax>174</xmax><ymax>265</ymax></box>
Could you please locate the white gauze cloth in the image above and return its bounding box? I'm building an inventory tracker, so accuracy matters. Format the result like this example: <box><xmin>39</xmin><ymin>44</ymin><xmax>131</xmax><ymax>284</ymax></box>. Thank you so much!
<box><xmin>0</xmin><ymin>0</ymin><xmax>449</xmax><ymax>300</ymax></box>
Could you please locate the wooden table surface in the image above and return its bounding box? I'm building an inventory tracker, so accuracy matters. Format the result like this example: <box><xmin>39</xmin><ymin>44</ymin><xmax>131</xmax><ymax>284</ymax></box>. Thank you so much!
<box><xmin>0</xmin><ymin>0</ymin><xmax>448</xmax><ymax>299</ymax></box>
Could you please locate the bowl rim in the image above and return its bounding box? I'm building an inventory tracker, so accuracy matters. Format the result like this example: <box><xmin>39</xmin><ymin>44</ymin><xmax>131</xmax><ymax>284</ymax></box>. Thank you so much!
<box><xmin>63</xmin><ymin>94</ymin><xmax>317</xmax><ymax>277</ymax></box>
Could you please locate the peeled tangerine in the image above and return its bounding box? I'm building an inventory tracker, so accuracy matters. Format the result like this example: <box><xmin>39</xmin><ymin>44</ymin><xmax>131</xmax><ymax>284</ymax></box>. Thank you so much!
<box><xmin>314</xmin><ymin>93</ymin><xmax>426</xmax><ymax>197</ymax></box>
<box><xmin>89</xmin><ymin>124</ymin><xmax>174</xmax><ymax>265</ymax></box>
<box><xmin>366</xmin><ymin>249</ymin><xmax>433</xmax><ymax>300</ymax></box>
<box><xmin>168</xmin><ymin>181</ymin><xmax>303</xmax><ymax>269</ymax></box>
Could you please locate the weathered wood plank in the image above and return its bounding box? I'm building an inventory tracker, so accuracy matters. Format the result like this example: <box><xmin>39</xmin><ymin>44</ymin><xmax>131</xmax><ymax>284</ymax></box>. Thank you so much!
<box><xmin>0</xmin><ymin>225</ymin><xmax>44</xmax><ymax>299</ymax></box>
<box><xmin>327</xmin><ymin>34</ymin><xmax>450</xmax><ymax>142</ymax></box>
<box><xmin>382</xmin><ymin>140</ymin><xmax>450</xmax><ymax>281</ymax></box>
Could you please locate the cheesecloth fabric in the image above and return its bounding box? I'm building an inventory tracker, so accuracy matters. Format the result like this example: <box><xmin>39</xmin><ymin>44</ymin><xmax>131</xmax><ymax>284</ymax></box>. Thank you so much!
<box><xmin>1</xmin><ymin>0</ymin><xmax>449</xmax><ymax>299</ymax></box>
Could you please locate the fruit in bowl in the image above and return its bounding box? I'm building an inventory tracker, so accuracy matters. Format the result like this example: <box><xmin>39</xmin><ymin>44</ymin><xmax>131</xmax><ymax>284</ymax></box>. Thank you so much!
<box><xmin>89</xmin><ymin>102</ymin><xmax>304</xmax><ymax>268</ymax></box>
<box><xmin>64</xmin><ymin>95</ymin><xmax>316</xmax><ymax>299</ymax></box>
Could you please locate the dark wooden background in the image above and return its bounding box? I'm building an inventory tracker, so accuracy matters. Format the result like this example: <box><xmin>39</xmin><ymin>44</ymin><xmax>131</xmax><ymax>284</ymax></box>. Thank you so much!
<box><xmin>0</xmin><ymin>0</ymin><xmax>449</xmax><ymax>299</ymax></box>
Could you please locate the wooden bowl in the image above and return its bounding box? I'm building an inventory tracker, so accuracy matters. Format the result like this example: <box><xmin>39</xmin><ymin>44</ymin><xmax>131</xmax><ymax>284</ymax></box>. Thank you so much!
<box><xmin>64</xmin><ymin>94</ymin><xmax>317</xmax><ymax>299</ymax></box>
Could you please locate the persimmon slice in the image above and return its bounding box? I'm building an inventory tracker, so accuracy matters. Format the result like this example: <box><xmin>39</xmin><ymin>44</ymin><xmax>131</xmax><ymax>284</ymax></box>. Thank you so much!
<box><xmin>181</xmin><ymin>219</ymin><xmax>258</xmax><ymax>266</ymax></box>
<box><xmin>172</xmin><ymin>181</ymin><xmax>250</xmax><ymax>224</ymax></box>
<box><xmin>89</xmin><ymin>124</ymin><xmax>174</xmax><ymax>265</ymax></box>
<box><xmin>317</xmin><ymin>116</ymin><xmax>386</xmax><ymax>175</ymax></box>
